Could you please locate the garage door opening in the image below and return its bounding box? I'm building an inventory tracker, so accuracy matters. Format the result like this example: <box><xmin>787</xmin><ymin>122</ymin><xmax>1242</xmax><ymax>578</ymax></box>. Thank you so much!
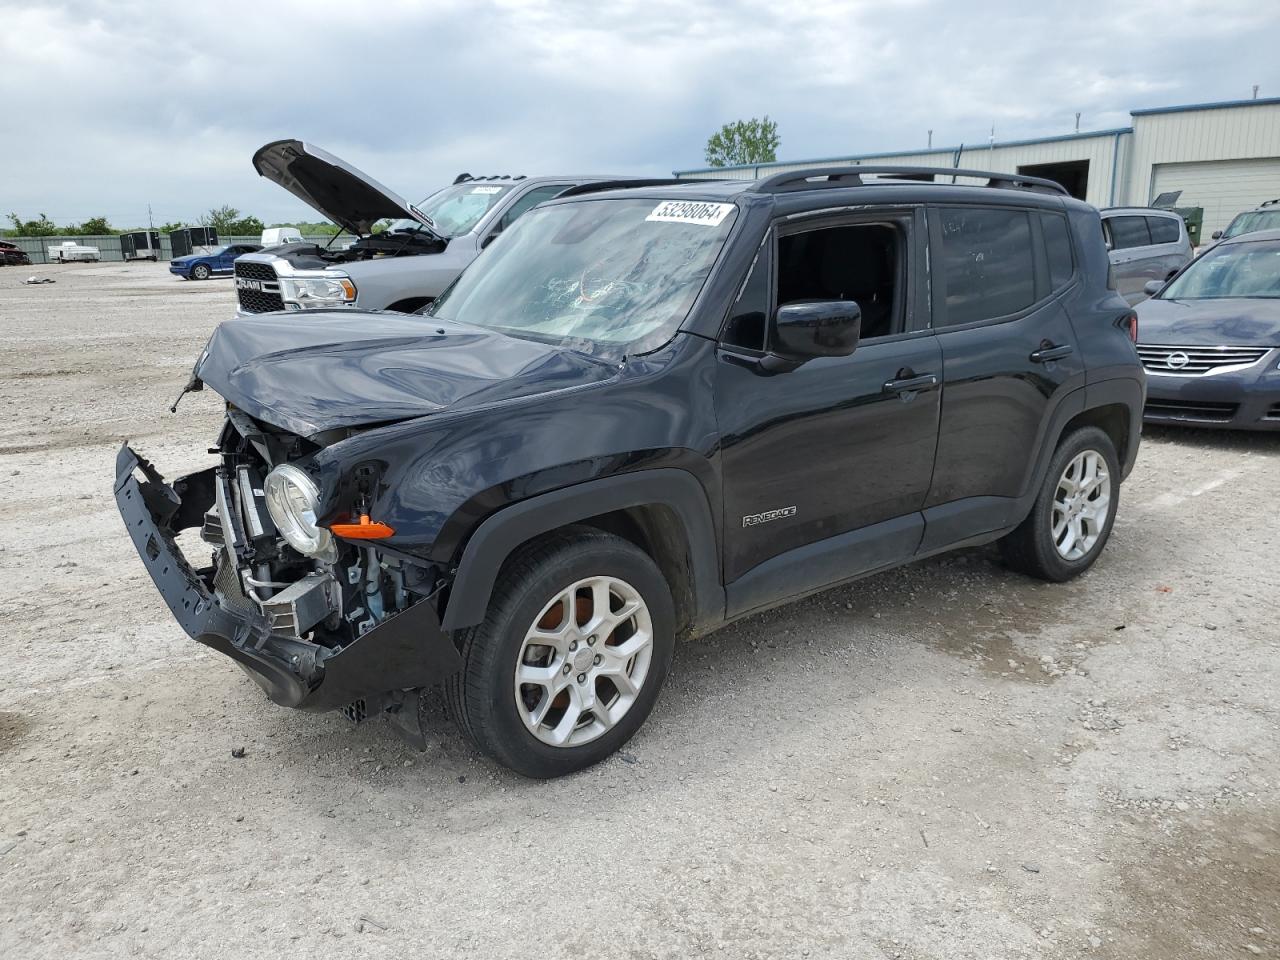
<box><xmin>1017</xmin><ymin>160</ymin><xmax>1090</xmax><ymax>200</ymax></box>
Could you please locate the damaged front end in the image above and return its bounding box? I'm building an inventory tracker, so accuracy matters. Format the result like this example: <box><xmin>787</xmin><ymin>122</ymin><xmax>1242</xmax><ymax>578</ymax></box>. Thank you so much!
<box><xmin>113</xmin><ymin>413</ymin><xmax>461</xmax><ymax>723</ymax></box>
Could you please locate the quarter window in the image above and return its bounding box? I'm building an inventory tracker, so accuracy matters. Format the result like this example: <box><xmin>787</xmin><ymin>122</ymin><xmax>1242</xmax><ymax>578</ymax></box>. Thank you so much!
<box><xmin>722</xmin><ymin>240</ymin><xmax>771</xmax><ymax>350</ymax></box>
<box><xmin>937</xmin><ymin>208</ymin><xmax>1036</xmax><ymax>326</ymax></box>
<box><xmin>1041</xmin><ymin>213</ymin><xmax>1074</xmax><ymax>289</ymax></box>
<box><xmin>1107</xmin><ymin>215</ymin><xmax>1151</xmax><ymax>250</ymax></box>
<box><xmin>1147</xmin><ymin>216</ymin><xmax>1181</xmax><ymax>245</ymax></box>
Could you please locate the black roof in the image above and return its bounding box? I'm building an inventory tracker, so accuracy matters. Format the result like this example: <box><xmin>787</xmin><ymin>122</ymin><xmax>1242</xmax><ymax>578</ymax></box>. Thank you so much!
<box><xmin>550</xmin><ymin>166</ymin><xmax>1083</xmax><ymax>214</ymax></box>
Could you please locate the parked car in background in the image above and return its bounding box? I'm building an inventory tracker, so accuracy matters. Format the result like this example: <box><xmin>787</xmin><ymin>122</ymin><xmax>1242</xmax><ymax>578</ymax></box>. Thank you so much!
<box><xmin>1208</xmin><ymin>198</ymin><xmax>1280</xmax><ymax>246</ymax></box>
<box><xmin>234</xmin><ymin>139</ymin><xmax>670</xmax><ymax>316</ymax></box>
<box><xmin>1100</xmin><ymin>207</ymin><xmax>1193</xmax><ymax>304</ymax></box>
<box><xmin>1136</xmin><ymin>228</ymin><xmax>1280</xmax><ymax>431</ymax></box>
<box><xmin>170</xmin><ymin>243</ymin><xmax>262</xmax><ymax>281</ymax></box>
<box><xmin>47</xmin><ymin>240</ymin><xmax>101</xmax><ymax>262</ymax></box>
<box><xmin>0</xmin><ymin>240</ymin><xmax>31</xmax><ymax>266</ymax></box>
<box><xmin>260</xmin><ymin>227</ymin><xmax>304</xmax><ymax>248</ymax></box>
<box><xmin>117</xmin><ymin>165</ymin><xmax>1143</xmax><ymax>777</ymax></box>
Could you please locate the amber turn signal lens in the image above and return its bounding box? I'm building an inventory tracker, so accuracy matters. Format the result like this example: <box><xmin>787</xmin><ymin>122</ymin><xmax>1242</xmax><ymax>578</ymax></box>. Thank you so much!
<box><xmin>328</xmin><ymin>514</ymin><xmax>395</xmax><ymax>539</ymax></box>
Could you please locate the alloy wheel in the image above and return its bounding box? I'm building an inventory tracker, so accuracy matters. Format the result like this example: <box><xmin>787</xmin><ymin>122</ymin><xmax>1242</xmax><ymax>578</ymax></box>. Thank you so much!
<box><xmin>514</xmin><ymin>575</ymin><xmax>654</xmax><ymax>748</ymax></box>
<box><xmin>1052</xmin><ymin>449</ymin><xmax>1111</xmax><ymax>561</ymax></box>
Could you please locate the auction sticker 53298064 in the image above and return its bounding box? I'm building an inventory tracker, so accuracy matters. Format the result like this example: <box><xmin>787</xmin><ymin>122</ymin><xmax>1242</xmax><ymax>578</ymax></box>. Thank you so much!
<box><xmin>645</xmin><ymin>201</ymin><xmax>735</xmax><ymax>226</ymax></box>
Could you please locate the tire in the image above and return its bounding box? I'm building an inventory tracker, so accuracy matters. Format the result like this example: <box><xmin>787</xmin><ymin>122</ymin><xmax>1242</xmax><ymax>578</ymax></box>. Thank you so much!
<box><xmin>445</xmin><ymin>529</ymin><xmax>675</xmax><ymax>778</ymax></box>
<box><xmin>999</xmin><ymin>426</ymin><xmax>1120</xmax><ymax>582</ymax></box>
<box><xmin>191</xmin><ymin>263</ymin><xmax>210</xmax><ymax>280</ymax></box>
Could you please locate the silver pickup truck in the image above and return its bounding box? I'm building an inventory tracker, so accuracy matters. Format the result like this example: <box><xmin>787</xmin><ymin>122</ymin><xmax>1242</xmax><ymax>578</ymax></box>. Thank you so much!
<box><xmin>233</xmin><ymin>140</ymin><xmax>661</xmax><ymax>316</ymax></box>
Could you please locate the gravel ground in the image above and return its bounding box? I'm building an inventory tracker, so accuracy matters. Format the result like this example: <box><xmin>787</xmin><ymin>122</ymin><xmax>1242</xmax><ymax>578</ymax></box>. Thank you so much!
<box><xmin>1</xmin><ymin>262</ymin><xmax>1277</xmax><ymax>959</ymax></box>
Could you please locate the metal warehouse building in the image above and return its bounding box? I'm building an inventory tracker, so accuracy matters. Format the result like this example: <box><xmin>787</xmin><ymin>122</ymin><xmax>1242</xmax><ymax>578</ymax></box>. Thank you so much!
<box><xmin>675</xmin><ymin>96</ymin><xmax>1280</xmax><ymax>236</ymax></box>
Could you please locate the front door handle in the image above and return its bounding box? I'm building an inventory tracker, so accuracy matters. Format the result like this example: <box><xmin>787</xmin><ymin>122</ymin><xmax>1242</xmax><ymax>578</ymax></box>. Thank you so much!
<box><xmin>883</xmin><ymin>373</ymin><xmax>939</xmax><ymax>394</ymax></box>
<box><xmin>1030</xmin><ymin>344</ymin><xmax>1074</xmax><ymax>363</ymax></box>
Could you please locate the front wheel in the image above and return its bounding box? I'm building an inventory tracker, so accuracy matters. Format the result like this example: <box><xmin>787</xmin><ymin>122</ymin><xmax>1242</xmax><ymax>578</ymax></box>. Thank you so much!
<box><xmin>190</xmin><ymin>263</ymin><xmax>210</xmax><ymax>280</ymax></box>
<box><xmin>999</xmin><ymin>426</ymin><xmax>1120</xmax><ymax>582</ymax></box>
<box><xmin>446</xmin><ymin>530</ymin><xmax>675</xmax><ymax>778</ymax></box>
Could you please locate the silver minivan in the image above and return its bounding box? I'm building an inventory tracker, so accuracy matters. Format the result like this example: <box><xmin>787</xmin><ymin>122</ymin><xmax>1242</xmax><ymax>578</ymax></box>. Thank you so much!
<box><xmin>1099</xmin><ymin>207</ymin><xmax>1193</xmax><ymax>305</ymax></box>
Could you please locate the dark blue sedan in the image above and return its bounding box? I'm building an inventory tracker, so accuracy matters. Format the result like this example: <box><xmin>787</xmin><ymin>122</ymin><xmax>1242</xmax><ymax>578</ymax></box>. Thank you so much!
<box><xmin>169</xmin><ymin>243</ymin><xmax>261</xmax><ymax>280</ymax></box>
<box><xmin>1136</xmin><ymin>229</ymin><xmax>1280</xmax><ymax>431</ymax></box>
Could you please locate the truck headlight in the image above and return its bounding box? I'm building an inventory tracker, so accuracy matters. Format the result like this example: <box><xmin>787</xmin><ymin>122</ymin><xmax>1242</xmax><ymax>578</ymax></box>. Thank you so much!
<box><xmin>263</xmin><ymin>464</ymin><xmax>335</xmax><ymax>559</ymax></box>
<box><xmin>280</xmin><ymin>275</ymin><xmax>357</xmax><ymax>308</ymax></box>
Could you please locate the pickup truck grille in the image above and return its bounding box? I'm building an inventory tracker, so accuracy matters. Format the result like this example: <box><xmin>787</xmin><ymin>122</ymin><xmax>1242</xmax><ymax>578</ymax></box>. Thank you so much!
<box><xmin>234</xmin><ymin>261</ymin><xmax>284</xmax><ymax>314</ymax></box>
<box><xmin>1136</xmin><ymin>344</ymin><xmax>1268</xmax><ymax>375</ymax></box>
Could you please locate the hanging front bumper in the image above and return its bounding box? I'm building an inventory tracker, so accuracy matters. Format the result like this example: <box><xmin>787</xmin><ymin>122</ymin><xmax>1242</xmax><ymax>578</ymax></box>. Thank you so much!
<box><xmin>113</xmin><ymin>443</ymin><xmax>460</xmax><ymax>712</ymax></box>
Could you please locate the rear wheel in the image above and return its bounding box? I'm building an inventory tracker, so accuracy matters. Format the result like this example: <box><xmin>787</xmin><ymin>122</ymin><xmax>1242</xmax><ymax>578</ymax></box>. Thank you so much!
<box><xmin>191</xmin><ymin>263</ymin><xmax>210</xmax><ymax>280</ymax></box>
<box><xmin>446</xmin><ymin>530</ymin><xmax>675</xmax><ymax>778</ymax></box>
<box><xmin>999</xmin><ymin>426</ymin><xmax>1120</xmax><ymax>582</ymax></box>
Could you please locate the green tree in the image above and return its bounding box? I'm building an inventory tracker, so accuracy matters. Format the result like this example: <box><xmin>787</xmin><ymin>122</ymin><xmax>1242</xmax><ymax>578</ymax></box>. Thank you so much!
<box><xmin>704</xmin><ymin>116</ymin><xmax>780</xmax><ymax>168</ymax></box>
<box><xmin>76</xmin><ymin>216</ymin><xmax>113</xmax><ymax>236</ymax></box>
<box><xmin>230</xmin><ymin>214</ymin><xmax>264</xmax><ymax>236</ymax></box>
<box><xmin>7</xmin><ymin>212</ymin><xmax>60</xmax><ymax>236</ymax></box>
<box><xmin>205</xmin><ymin>205</ymin><xmax>241</xmax><ymax>233</ymax></box>
<box><xmin>205</xmin><ymin>206</ymin><xmax>263</xmax><ymax>236</ymax></box>
<box><xmin>269</xmin><ymin>221</ymin><xmax>341</xmax><ymax>236</ymax></box>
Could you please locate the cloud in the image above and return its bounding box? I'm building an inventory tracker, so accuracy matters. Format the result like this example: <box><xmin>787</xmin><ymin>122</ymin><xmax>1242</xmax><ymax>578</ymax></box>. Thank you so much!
<box><xmin>3</xmin><ymin>0</ymin><xmax>1276</xmax><ymax>227</ymax></box>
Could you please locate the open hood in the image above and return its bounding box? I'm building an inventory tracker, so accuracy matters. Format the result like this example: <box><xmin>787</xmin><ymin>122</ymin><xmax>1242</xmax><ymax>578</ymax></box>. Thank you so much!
<box><xmin>193</xmin><ymin>312</ymin><xmax>621</xmax><ymax>438</ymax></box>
<box><xmin>252</xmin><ymin>139</ymin><xmax>441</xmax><ymax>239</ymax></box>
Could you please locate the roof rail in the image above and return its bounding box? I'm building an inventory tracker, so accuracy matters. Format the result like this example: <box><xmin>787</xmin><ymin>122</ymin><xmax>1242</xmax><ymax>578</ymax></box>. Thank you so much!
<box><xmin>554</xmin><ymin>178</ymin><xmax>706</xmax><ymax>199</ymax></box>
<box><xmin>1260</xmin><ymin>197</ymin><xmax>1280</xmax><ymax>208</ymax></box>
<box><xmin>754</xmin><ymin>165</ymin><xmax>1070</xmax><ymax>197</ymax></box>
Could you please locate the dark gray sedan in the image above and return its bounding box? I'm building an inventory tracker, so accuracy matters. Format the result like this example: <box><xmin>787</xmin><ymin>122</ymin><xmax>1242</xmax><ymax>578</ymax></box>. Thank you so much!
<box><xmin>1136</xmin><ymin>229</ymin><xmax>1280</xmax><ymax>431</ymax></box>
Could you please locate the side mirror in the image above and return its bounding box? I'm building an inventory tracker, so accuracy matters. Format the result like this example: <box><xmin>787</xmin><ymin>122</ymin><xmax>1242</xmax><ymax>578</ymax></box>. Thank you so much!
<box><xmin>481</xmin><ymin>231</ymin><xmax>499</xmax><ymax>249</ymax></box>
<box><xmin>1211</xmin><ymin>230</ymin><xmax>1223</xmax><ymax>240</ymax></box>
<box><xmin>771</xmin><ymin>300</ymin><xmax>861</xmax><ymax>363</ymax></box>
<box><xmin>1143</xmin><ymin>279</ymin><xmax>1164</xmax><ymax>297</ymax></box>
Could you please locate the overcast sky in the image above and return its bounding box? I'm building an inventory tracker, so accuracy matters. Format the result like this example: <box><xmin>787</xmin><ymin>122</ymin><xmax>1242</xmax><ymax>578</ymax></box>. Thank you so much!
<box><xmin>4</xmin><ymin>0</ymin><xmax>1277</xmax><ymax>228</ymax></box>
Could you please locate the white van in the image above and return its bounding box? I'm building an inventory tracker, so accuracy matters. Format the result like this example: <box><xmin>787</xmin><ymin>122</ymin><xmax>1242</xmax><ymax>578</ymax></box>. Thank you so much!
<box><xmin>260</xmin><ymin>227</ymin><xmax>304</xmax><ymax>248</ymax></box>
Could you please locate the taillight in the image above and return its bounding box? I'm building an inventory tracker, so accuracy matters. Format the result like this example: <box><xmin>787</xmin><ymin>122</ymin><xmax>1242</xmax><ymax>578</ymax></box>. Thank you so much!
<box><xmin>1125</xmin><ymin>311</ymin><xmax>1138</xmax><ymax>343</ymax></box>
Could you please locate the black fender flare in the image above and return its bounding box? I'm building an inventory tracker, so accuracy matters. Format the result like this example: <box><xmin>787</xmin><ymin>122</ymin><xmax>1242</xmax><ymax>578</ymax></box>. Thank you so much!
<box><xmin>1019</xmin><ymin>376</ymin><xmax>1143</xmax><ymax>514</ymax></box>
<box><xmin>1020</xmin><ymin>385</ymin><xmax>1086</xmax><ymax>504</ymax></box>
<box><xmin>440</xmin><ymin>469</ymin><xmax>724</xmax><ymax>633</ymax></box>
<box><xmin>1085</xmin><ymin>375</ymin><xmax>1145</xmax><ymax>480</ymax></box>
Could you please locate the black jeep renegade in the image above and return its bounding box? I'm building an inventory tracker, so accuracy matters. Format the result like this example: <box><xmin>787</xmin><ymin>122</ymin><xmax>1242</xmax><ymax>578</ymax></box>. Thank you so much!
<box><xmin>116</xmin><ymin>166</ymin><xmax>1145</xmax><ymax>778</ymax></box>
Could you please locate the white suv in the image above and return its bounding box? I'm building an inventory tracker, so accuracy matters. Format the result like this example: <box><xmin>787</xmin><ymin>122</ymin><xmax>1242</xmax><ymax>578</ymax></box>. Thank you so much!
<box><xmin>1210</xmin><ymin>198</ymin><xmax>1280</xmax><ymax>246</ymax></box>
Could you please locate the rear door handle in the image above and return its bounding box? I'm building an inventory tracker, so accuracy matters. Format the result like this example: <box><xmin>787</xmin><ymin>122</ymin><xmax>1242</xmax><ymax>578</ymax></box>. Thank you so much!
<box><xmin>1030</xmin><ymin>344</ymin><xmax>1074</xmax><ymax>363</ymax></box>
<box><xmin>883</xmin><ymin>373</ymin><xmax>939</xmax><ymax>394</ymax></box>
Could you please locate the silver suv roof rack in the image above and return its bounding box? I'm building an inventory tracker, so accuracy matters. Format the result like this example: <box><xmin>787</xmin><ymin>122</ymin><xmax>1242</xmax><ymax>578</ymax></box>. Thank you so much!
<box><xmin>754</xmin><ymin>165</ymin><xmax>1069</xmax><ymax>197</ymax></box>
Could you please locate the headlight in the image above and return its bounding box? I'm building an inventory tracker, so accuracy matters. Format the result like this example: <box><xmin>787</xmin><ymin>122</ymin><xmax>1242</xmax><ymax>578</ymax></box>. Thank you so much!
<box><xmin>263</xmin><ymin>464</ymin><xmax>336</xmax><ymax>559</ymax></box>
<box><xmin>280</xmin><ymin>275</ymin><xmax>357</xmax><ymax>309</ymax></box>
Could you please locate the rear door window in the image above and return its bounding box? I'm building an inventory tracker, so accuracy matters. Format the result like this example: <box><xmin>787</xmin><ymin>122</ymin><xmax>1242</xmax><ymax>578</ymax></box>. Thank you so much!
<box><xmin>1107</xmin><ymin>216</ymin><xmax>1152</xmax><ymax>250</ymax></box>
<box><xmin>936</xmin><ymin>207</ymin><xmax>1037</xmax><ymax>326</ymax></box>
<box><xmin>1147</xmin><ymin>216</ymin><xmax>1181</xmax><ymax>244</ymax></box>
